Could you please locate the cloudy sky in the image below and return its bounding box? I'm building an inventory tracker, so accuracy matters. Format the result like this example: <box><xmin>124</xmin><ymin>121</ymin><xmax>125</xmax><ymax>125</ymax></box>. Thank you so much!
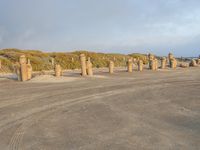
<box><xmin>0</xmin><ymin>0</ymin><xmax>200</xmax><ymax>56</ymax></box>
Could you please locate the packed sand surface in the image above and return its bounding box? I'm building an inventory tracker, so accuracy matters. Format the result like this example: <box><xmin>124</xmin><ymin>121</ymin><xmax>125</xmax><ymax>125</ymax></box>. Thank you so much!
<box><xmin>29</xmin><ymin>74</ymin><xmax>107</xmax><ymax>83</ymax></box>
<box><xmin>0</xmin><ymin>67</ymin><xmax>200</xmax><ymax>150</ymax></box>
<box><xmin>29</xmin><ymin>75</ymin><xmax>81</xmax><ymax>83</ymax></box>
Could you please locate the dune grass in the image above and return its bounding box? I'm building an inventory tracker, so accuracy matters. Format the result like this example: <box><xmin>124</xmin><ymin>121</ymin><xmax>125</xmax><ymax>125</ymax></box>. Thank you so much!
<box><xmin>0</xmin><ymin>49</ymin><xmax>147</xmax><ymax>72</ymax></box>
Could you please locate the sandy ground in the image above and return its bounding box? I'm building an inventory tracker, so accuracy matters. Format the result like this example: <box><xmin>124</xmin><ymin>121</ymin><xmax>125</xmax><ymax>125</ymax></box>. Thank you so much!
<box><xmin>0</xmin><ymin>67</ymin><xmax>200</xmax><ymax>150</ymax></box>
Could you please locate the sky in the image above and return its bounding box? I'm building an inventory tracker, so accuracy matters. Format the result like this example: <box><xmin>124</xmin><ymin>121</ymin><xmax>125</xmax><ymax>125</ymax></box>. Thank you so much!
<box><xmin>0</xmin><ymin>0</ymin><xmax>200</xmax><ymax>57</ymax></box>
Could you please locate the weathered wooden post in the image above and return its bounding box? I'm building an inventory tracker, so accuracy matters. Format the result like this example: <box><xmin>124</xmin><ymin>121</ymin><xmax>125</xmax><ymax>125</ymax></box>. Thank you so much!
<box><xmin>80</xmin><ymin>54</ymin><xmax>87</xmax><ymax>76</ymax></box>
<box><xmin>161</xmin><ymin>57</ymin><xmax>166</xmax><ymax>69</ymax></box>
<box><xmin>19</xmin><ymin>55</ymin><xmax>28</xmax><ymax>81</ymax></box>
<box><xmin>190</xmin><ymin>59</ymin><xmax>197</xmax><ymax>67</ymax></box>
<box><xmin>127</xmin><ymin>58</ymin><xmax>133</xmax><ymax>73</ymax></box>
<box><xmin>19</xmin><ymin>55</ymin><xmax>26</xmax><ymax>64</ymax></box>
<box><xmin>149</xmin><ymin>59</ymin><xmax>157</xmax><ymax>70</ymax></box>
<box><xmin>197</xmin><ymin>59</ymin><xmax>200</xmax><ymax>65</ymax></box>
<box><xmin>155</xmin><ymin>59</ymin><xmax>158</xmax><ymax>70</ymax></box>
<box><xmin>26</xmin><ymin>58</ymin><xmax>32</xmax><ymax>80</ymax></box>
<box><xmin>170</xmin><ymin>58</ymin><xmax>177</xmax><ymax>69</ymax></box>
<box><xmin>27</xmin><ymin>65</ymin><xmax>32</xmax><ymax>80</ymax></box>
<box><xmin>86</xmin><ymin>57</ymin><xmax>93</xmax><ymax>76</ymax></box>
<box><xmin>148</xmin><ymin>53</ymin><xmax>154</xmax><ymax>69</ymax></box>
<box><xmin>109</xmin><ymin>61</ymin><xmax>114</xmax><ymax>74</ymax></box>
<box><xmin>138</xmin><ymin>60</ymin><xmax>143</xmax><ymax>71</ymax></box>
<box><xmin>149</xmin><ymin>59</ymin><xmax>153</xmax><ymax>70</ymax></box>
<box><xmin>168</xmin><ymin>53</ymin><xmax>174</xmax><ymax>67</ymax></box>
<box><xmin>168</xmin><ymin>53</ymin><xmax>177</xmax><ymax>69</ymax></box>
<box><xmin>55</xmin><ymin>64</ymin><xmax>62</xmax><ymax>77</ymax></box>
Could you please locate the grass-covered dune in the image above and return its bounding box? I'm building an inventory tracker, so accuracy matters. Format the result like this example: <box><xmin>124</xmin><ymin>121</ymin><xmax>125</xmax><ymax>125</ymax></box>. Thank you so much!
<box><xmin>0</xmin><ymin>49</ymin><xmax>148</xmax><ymax>72</ymax></box>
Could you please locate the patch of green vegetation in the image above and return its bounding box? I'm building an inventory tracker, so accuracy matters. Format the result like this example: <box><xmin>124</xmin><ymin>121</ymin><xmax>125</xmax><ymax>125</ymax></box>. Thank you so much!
<box><xmin>0</xmin><ymin>49</ymin><xmax>146</xmax><ymax>72</ymax></box>
<box><xmin>0</xmin><ymin>57</ymin><xmax>13</xmax><ymax>72</ymax></box>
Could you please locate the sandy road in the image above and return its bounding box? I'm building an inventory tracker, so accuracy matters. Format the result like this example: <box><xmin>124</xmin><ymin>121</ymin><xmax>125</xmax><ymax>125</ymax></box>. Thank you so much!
<box><xmin>0</xmin><ymin>67</ymin><xmax>200</xmax><ymax>150</ymax></box>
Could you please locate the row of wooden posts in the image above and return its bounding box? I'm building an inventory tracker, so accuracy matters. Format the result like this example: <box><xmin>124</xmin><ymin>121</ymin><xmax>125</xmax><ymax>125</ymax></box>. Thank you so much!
<box><xmin>15</xmin><ymin>53</ymin><xmax>199</xmax><ymax>81</ymax></box>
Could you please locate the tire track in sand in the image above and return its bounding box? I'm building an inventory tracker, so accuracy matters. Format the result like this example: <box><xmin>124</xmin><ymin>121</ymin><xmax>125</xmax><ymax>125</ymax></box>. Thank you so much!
<box><xmin>8</xmin><ymin>88</ymin><xmax>126</xmax><ymax>150</ymax></box>
<box><xmin>8</xmin><ymin>84</ymin><xmax>165</xmax><ymax>150</ymax></box>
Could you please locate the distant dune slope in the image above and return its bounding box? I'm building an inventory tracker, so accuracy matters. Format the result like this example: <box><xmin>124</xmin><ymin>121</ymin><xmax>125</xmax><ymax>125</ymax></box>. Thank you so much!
<box><xmin>0</xmin><ymin>49</ymin><xmax>147</xmax><ymax>72</ymax></box>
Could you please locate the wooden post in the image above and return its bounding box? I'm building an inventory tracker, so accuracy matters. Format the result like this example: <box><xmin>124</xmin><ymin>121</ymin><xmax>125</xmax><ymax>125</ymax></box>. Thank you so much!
<box><xmin>55</xmin><ymin>64</ymin><xmax>62</xmax><ymax>77</ymax></box>
<box><xmin>168</xmin><ymin>53</ymin><xmax>174</xmax><ymax>67</ymax></box>
<box><xmin>161</xmin><ymin>57</ymin><xmax>166</xmax><ymax>69</ymax></box>
<box><xmin>155</xmin><ymin>59</ymin><xmax>158</xmax><ymax>70</ymax></box>
<box><xmin>86</xmin><ymin>57</ymin><xmax>93</xmax><ymax>76</ymax></box>
<box><xmin>19</xmin><ymin>55</ymin><xmax>28</xmax><ymax>81</ymax></box>
<box><xmin>109</xmin><ymin>61</ymin><xmax>114</xmax><ymax>74</ymax></box>
<box><xmin>27</xmin><ymin>64</ymin><xmax>32</xmax><ymax>80</ymax></box>
<box><xmin>138</xmin><ymin>60</ymin><xmax>143</xmax><ymax>71</ymax></box>
<box><xmin>170</xmin><ymin>58</ymin><xmax>177</xmax><ymax>69</ymax></box>
<box><xmin>127</xmin><ymin>59</ymin><xmax>133</xmax><ymax>73</ymax></box>
<box><xmin>80</xmin><ymin>54</ymin><xmax>87</xmax><ymax>76</ymax></box>
<box><xmin>190</xmin><ymin>59</ymin><xmax>197</xmax><ymax>67</ymax></box>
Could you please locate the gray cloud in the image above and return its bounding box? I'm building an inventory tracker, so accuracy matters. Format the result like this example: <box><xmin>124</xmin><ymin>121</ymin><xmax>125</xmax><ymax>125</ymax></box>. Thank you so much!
<box><xmin>0</xmin><ymin>0</ymin><xmax>200</xmax><ymax>56</ymax></box>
